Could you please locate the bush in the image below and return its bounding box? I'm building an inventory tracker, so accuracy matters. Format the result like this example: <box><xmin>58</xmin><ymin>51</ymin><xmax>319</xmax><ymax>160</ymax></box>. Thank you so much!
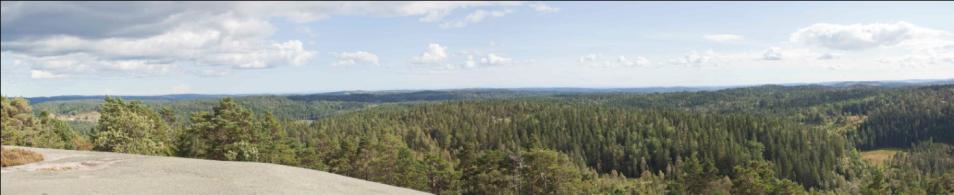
<box><xmin>1</xmin><ymin>147</ymin><xmax>44</xmax><ymax>167</ymax></box>
<box><xmin>93</xmin><ymin>97</ymin><xmax>174</xmax><ymax>156</ymax></box>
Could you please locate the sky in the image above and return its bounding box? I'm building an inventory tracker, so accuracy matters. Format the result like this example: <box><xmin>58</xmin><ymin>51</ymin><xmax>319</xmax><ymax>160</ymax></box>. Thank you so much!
<box><xmin>1</xmin><ymin>1</ymin><xmax>953</xmax><ymax>97</ymax></box>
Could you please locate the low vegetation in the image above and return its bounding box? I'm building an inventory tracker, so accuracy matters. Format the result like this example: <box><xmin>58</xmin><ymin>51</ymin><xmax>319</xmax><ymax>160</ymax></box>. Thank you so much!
<box><xmin>1</xmin><ymin>147</ymin><xmax>44</xmax><ymax>167</ymax></box>
<box><xmin>860</xmin><ymin>149</ymin><xmax>900</xmax><ymax>167</ymax></box>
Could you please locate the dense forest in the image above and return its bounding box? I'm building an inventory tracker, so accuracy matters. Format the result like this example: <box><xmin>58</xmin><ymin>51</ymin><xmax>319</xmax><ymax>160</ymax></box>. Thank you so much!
<box><xmin>3</xmin><ymin>83</ymin><xmax>953</xmax><ymax>194</ymax></box>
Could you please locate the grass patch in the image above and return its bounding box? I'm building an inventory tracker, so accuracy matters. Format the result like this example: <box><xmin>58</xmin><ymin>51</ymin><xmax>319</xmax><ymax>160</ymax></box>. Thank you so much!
<box><xmin>1</xmin><ymin>147</ymin><xmax>45</xmax><ymax>167</ymax></box>
<box><xmin>860</xmin><ymin>148</ymin><xmax>900</xmax><ymax>167</ymax></box>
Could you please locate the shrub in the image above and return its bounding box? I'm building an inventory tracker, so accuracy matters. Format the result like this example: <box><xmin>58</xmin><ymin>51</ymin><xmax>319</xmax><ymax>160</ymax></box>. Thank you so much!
<box><xmin>93</xmin><ymin>97</ymin><xmax>174</xmax><ymax>156</ymax></box>
<box><xmin>1</xmin><ymin>147</ymin><xmax>44</xmax><ymax>167</ymax></box>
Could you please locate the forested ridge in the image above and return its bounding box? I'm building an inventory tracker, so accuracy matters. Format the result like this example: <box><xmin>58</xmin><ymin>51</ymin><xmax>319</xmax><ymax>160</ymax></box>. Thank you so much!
<box><xmin>3</xmin><ymin>84</ymin><xmax>953</xmax><ymax>194</ymax></box>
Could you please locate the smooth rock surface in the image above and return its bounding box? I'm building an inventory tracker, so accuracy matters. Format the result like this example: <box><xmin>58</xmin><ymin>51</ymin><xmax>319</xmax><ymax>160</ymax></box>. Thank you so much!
<box><xmin>2</xmin><ymin>146</ymin><xmax>429</xmax><ymax>195</ymax></box>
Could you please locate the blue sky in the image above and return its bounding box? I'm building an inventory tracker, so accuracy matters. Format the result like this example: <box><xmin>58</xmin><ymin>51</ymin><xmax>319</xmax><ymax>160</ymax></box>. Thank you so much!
<box><xmin>2</xmin><ymin>2</ymin><xmax>953</xmax><ymax>97</ymax></box>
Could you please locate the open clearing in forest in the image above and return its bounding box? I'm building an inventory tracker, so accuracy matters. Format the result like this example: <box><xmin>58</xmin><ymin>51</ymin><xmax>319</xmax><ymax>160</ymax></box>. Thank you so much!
<box><xmin>861</xmin><ymin>149</ymin><xmax>900</xmax><ymax>167</ymax></box>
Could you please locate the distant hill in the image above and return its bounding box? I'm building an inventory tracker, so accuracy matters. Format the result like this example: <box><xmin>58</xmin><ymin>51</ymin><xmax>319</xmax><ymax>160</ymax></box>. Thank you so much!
<box><xmin>25</xmin><ymin>94</ymin><xmax>227</xmax><ymax>104</ymax></box>
<box><xmin>798</xmin><ymin>78</ymin><xmax>954</xmax><ymax>88</ymax></box>
<box><xmin>23</xmin><ymin>78</ymin><xmax>953</xmax><ymax>104</ymax></box>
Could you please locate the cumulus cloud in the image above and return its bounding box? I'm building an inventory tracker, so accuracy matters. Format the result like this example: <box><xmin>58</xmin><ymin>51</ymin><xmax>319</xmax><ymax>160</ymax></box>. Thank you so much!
<box><xmin>0</xmin><ymin>2</ymin><xmax>537</xmax><ymax>39</ymax></box>
<box><xmin>762</xmin><ymin>47</ymin><xmax>783</xmax><ymax>61</ymax></box>
<box><xmin>412</xmin><ymin>43</ymin><xmax>449</xmax><ymax>65</ymax></box>
<box><xmin>787</xmin><ymin>22</ymin><xmax>953</xmax><ymax>69</ymax></box>
<box><xmin>704</xmin><ymin>34</ymin><xmax>744</xmax><ymax>43</ymax></box>
<box><xmin>2</xmin><ymin>16</ymin><xmax>314</xmax><ymax>75</ymax></box>
<box><xmin>1</xmin><ymin>4</ymin><xmax>319</xmax><ymax>77</ymax></box>
<box><xmin>790</xmin><ymin>21</ymin><xmax>952</xmax><ymax>50</ymax></box>
<box><xmin>413</xmin><ymin>45</ymin><xmax>518</xmax><ymax>70</ymax></box>
<box><xmin>2</xmin><ymin>2</ymin><xmax>555</xmax><ymax>77</ymax></box>
<box><xmin>332</xmin><ymin>51</ymin><xmax>380</xmax><ymax>66</ymax></box>
<box><xmin>579</xmin><ymin>54</ymin><xmax>650</xmax><ymax>68</ymax></box>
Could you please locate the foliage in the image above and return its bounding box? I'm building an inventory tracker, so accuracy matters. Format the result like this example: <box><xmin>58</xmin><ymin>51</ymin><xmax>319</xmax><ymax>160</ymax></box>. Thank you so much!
<box><xmin>177</xmin><ymin>98</ymin><xmax>306</xmax><ymax>164</ymax></box>
<box><xmin>92</xmin><ymin>97</ymin><xmax>174</xmax><ymax>155</ymax></box>
<box><xmin>730</xmin><ymin>160</ymin><xmax>805</xmax><ymax>195</ymax></box>
<box><xmin>179</xmin><ymin>97</ymin><xmax>259</xmax><ymax>160</ymax></box>
<box><xmin>10</xmin><ymin>84</ymin><xmax>954</xmax><ymax>194</ymax></box>
<box><xmin>850</xmin><ymin>86</ymin><xmax>954</xmax><ymax>149</ymax></box>
<box><xmin>1</xmin><ymin>97</ymin><xmax>85</xmax><ymax>149</ymax></box>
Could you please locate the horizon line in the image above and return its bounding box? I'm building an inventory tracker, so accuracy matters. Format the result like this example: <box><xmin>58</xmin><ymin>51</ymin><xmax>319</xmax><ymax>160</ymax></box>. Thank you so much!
<box><xmin>12</xmin><ymin>77</ymin><xmax>953</xmax><ymax>99</ymax></box>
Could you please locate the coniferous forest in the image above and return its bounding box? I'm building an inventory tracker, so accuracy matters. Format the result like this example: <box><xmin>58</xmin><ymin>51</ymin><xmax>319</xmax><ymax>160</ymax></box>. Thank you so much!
<box><xmin>3</xmin><ymin>83</ymin><xmax>953</xmax><ymax>194</ymax></box>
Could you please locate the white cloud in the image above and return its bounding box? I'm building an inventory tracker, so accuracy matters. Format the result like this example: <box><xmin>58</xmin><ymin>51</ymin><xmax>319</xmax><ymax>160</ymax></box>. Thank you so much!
<box><xmin>669</xmin><ymin>50</ymin><xmax>721</xmax><ymax>68</ymax></box>
<box><xmin>465</xmin><ymin>55</ymin><xmax>478</xmax><ymax>68</ymax></box>
<box><xmin>247</xmin><ymin>2</ymin><xmax>539</xmax><ymax>24</ymax></box>
<box><xmin>704</xmin><ymin>34</ymin><xmax>744</xmax><ymax>43</ymax></box>
<box><xmin>878</xmin><ymin>44</ymin><xmax>954</xmax><ymax>68</ymax></box>
<box><xmin>466</xmin><ymin>9</ymin><xmax>510</xmax><ymax>23</ymax></box>
<box><xmin>2</xmin><ymin>2</ymin><xmax>549</xmax><ymax>78</ymax></box>
<box><xmin>762</xmin><ymin>47</ymin><xmax>783</xmax><ymax>61</ymax></box>
<box><xmin>9</xmin><ymin>52</ymin><xmax>178</xmax><ymax>78</ymax></box>
<box><xmin>579</xmin><ymin>54</ymin><xmax>650</xmax><ymax>68</ymax></box>
<box><xmin>232</xmin><ymin>2</ymin><xmax>525</xmax><ymax>24</ymax></box>
<box><xmin>412</xmin><ymin>43</ymin><xmax>449</xmax><ymax>65</ymax></box>
<box><xmin>441</xmin><ymin>9</ymin><xmax>513</xmax><ymax>28</ymax></box>
<box><xmin>2</xmin><ymin>13</ymin><xmax>314</xmax><ymax>77</ymax></box>
<box><xmin>528</xmin><ymin>2</ymin><xmax>560</xmax><ymax>13</ymax></box>
<box><xmin>1</xmin><ymin>2</ymin><xmax>537</xmax><ymax>39</ymax></box>
<box><xmin>790</xmin><ymin>21</ymin><xmax>953</xmax><ymax>50</ymax></box>
<box><xmin>30</xmin><ymin>70</ymin><xmax>65</xmax><ymax>79</ymax></box>
<box><xmin>786</xmin><ymin>22</ymin><xmax>953</xmax><ymax>69</ymax></box>
<box><xmin>619</xmin><ymin>56</ymin><xmax>651</xmax><ymax>67</ymax></box>
<box><xmin>480</xmin><ymin>53</ymin><xmax>513</xmax><ymax>66</ymax></box>
<box><xmin>332</xmin><ymin>51</ymin><xmax>380</xmax><ymax>66</ymax></box>
<box><xmin>210</xmin><ymin>40</ymin><xmax>314</xmax><ymax>69</ymax></box>
<box><xmin>390</xmin><ymin>1</ymin><xmax>523</xmax><ymax>23</ymax></box>
<box><xmin>411</xmin><ymin>45</ymin><xmax>518</xmax><ymax>70</ymax></box>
